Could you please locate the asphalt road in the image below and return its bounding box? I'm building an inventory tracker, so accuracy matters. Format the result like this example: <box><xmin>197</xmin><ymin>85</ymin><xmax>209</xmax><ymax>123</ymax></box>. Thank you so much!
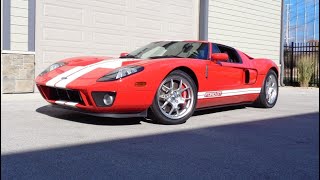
<box><xmin>1</xmin><ymin>87</ymin><xmax>319</xmax><ymax>179</ymax></box>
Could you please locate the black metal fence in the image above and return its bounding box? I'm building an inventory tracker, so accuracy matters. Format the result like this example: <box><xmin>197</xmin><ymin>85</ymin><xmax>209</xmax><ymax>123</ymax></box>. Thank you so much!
<box><xmin>283</xmin><ymin>42</ymin><xmax>319</xmax><ymax>87</ymax></box>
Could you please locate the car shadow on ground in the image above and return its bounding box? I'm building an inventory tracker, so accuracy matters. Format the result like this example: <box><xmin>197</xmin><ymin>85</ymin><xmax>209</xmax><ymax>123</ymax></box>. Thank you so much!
<box><xmin>193</xmin><ymin>105</ymin><xmax>246</xmax><ymax>116</ymax></box>
<box><xmin>36</xmin><ymin>105</ymin><xmax>143</xmax><ymax>126</ymax></box>
<box><xmin>36</xmin><ymin>105</ymin><xmax>247</xmax><ymax>125</ymax></box>
<box><xmin>2</xmin><ymin>112</ymin><xmax>319</xmax><ymax>179</ymax></box>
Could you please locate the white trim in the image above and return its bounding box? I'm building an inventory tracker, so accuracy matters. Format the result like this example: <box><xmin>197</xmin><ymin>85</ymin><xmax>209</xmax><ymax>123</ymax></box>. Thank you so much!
<box><xmin>65</xmin><ymin>102</ymin><xmax>78</xmax><ymax>107</ymax></box>
<box><xmin>55</xmin><ymin>100</ymin><xmax>67</xmax><ymax>105</ymax></box>
<box><xmin>55</xmin><ymin>100</ymin><xmax>78</xmax><ymax>107</ymax></box>
<box><xmin>198</xmin><ymin>88</ymin><xmax>261</xmax><ymax>99</ymax></box>
<box><xmin>1</xmin><ymin>50</ymin><xmax>35</xmax><ymax>54</ymax></box>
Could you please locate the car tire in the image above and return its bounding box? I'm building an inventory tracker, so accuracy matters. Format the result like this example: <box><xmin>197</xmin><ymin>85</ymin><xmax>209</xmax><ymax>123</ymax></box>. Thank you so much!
<box><xmin>254</xmin><ymin>70</ymin><xmax>279</xmax><ymax>108</ymax></box>
<box><xmin>150</xmin><ymin>70</ymin><xmax>197</xmax><ymax>125</ymax></box>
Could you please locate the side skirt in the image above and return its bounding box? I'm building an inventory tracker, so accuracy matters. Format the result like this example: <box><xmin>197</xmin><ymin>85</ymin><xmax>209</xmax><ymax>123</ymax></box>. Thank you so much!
<box><xmin>195</xmin><ymin>102</ymin><xmax>254</xmax><ymax>112</ymax></box>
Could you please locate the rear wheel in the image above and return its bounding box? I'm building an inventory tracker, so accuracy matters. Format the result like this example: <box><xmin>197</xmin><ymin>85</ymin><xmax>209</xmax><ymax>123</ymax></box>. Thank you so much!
<box><xmin>150</xmin><ymin>70</ymin><xmax>197</xmax><ymax>125</ymax></box>
<box><xmin>255</xmin><ymin>70</ymin><xmax>278</xmax><ymax>108</ymax></box>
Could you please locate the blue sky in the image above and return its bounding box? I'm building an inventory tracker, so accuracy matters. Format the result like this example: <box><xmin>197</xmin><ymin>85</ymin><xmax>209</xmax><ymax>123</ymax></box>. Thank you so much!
<box><xmin>284</xmin><ymin>0</ymin><xmax>319</xmax><ymax>43</ymax></box>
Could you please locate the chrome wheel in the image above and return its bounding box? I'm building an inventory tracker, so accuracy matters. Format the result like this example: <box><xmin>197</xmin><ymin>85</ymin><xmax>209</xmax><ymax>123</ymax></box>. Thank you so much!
<box><xmin>265</xmin><ymin>74</ymin><xmax>278</xmax><ymax>104</ymax></box>
<box><xmin>157</xmin><ymin>77</ymin><xmax>194</xmax><ymax>120</ymax></box>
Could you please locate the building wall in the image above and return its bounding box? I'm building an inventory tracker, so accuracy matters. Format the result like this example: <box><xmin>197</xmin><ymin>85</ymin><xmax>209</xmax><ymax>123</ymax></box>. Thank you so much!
<box><xmin>1</xmin><ymin>0</ymin><xmax>35</xmax><ymax>93</ymax></box>
<box><xmin>2</xmin><ymin>53</ymin><xmax>35</xmax><ymax>93</ymax></box>
<box><xmin>1</xmin><ymin>0</ymin><xmax>283</xmax><ymax>94</ymax></box>
<box><xmin>1</xmin><ymin>0</ymin><xmax>3</xmax><ymax>94</ymax></box>
<box><xmin>35</xmin><ymin>0</ymin><xmax>199</xmax><ymax>77</ymax></box>
<box><xmin>11</xmin><ymin>0</ymin><xmax>29</xmax><ymax>51</ymax></box>
<box><xmin>208</xmin><ymin>0</ymin><xmax>282</xmax><ymax>63</ymax></box>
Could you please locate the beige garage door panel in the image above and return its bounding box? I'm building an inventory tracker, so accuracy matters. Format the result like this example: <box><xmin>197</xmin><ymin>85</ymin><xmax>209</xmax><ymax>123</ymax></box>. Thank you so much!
<box><xmin>209</xmin><ymin>13</ymin><xmax>280</xmax><ymax>34</ymax></box>
<box><xmin>209</xmin><ymin>18</ymin><xmax>280</xmax><ymax>35</ymax></box>
<box><xmin>209</xmin><ymin>23</ymin><xmax>280</xmax><ymax>39</ymax></box>
<box><xmin>210</xmin><ymin>8</ymin><xmax>280</xmax><ymax>25</ymax></box>
<box><xmin>36</xmin><ymin>0</ymin><xmax>199</xmax><ymax>75</ymax></box>
<box><xmin>209</xmin><ymin>30</ymin><xmax>280</xmax><ymax>45</ymax></box>
<box><xmin>210</xmin><ymin>0</ymin><xmax>281</xmax><ymax>19</ymax></box>
<box><xmin>208</xmin><ymin>0</ymin><xmax>281</xmax><ymax>63</ymax></box>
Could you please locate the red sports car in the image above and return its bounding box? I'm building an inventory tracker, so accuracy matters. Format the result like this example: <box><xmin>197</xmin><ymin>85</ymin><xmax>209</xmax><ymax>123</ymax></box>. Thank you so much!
<box><xmin>36</xmin><ymin>40</ymin><xmax>279</xmax><ymax>124</ymax></box>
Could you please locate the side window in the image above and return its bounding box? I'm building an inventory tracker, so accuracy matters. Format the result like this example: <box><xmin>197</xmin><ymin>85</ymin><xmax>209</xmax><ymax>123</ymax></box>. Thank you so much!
<box><xmin>196</xmin><ymin>43</ymin><xmax>209</xmax><ymax>60</ymax></box>
<box><xmin>216</xmin><ymin>45</ymin><xmax>242</xmax><ymax>63</ymax></box>
<box><xmin>188</xmin><ymin>43</ymin><xmax>209</xmax><ymax>60</ymax></box>
<box><xmin>212</xmin><ymin>44</ymin><xmax>221</xmax><ymax>53</ymax></box>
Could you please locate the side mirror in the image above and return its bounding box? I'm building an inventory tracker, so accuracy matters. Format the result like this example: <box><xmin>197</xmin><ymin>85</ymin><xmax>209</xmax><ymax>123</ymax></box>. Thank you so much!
<box><xmin>120</xmin><ymin>52</ymin><xmax>128</xmax><ymax>57</ymax></box>
<box><xmin>211</xmin><ymin>53</ymin><xmax>229</xmax><ymax>62</ymax></box>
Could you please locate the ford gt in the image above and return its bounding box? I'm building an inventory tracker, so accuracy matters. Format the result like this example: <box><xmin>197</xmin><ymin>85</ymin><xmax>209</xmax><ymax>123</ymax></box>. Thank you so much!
<box><xmin>35</xmin><ymin>40</ymin><xmax>279</xmax><ymax>124</ymax></box>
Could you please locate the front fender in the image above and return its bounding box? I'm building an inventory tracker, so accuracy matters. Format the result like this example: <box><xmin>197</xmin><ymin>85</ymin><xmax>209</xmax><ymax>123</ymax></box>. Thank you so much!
<box><xmin>118</xmin><ymin>58</ymin><xmax>205</xmax><ymax>97</ymax></box>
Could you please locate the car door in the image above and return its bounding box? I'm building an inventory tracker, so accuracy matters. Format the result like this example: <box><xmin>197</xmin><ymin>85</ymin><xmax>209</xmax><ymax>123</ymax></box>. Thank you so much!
<box><xmin>198</xmin><ymin>44</ymin><xmax>249</xmax><ymax>107</ymax></box>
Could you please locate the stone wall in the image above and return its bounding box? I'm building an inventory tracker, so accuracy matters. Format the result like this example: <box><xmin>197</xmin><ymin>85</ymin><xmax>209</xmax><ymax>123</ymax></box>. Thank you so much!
<box><xmin>2</xmin><ymin>53</ymin><xmax>35</xmax><ymax>93</ymax></box>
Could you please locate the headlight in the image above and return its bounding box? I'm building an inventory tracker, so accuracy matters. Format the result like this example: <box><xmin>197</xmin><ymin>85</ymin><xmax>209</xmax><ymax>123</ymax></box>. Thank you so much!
<box><xmin>97</xmin><ymin>65</ymin><xmax>144</xmax><ymax>82</ymax></box>
<box><xmin>39</xmin><ymin>62</ymin><xmax>66</xmax><ymax>76</ymax></box>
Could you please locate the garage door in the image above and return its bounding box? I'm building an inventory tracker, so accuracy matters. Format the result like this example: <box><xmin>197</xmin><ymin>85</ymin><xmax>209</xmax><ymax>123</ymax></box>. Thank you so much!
<box><xmin>35</xmin><ymin>0</ymin><xmax>199</xmax><ymax>75</ymax></box>
<box><xmin>208</xmin><ymin>0</ymin><xmax>282</xmax><ymax>63</ymax></box>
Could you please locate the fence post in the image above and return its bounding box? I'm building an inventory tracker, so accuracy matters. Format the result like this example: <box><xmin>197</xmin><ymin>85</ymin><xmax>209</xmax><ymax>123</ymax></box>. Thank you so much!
<box><xmin>290</xmin><ymin>42</ymin><xmax>294</xmax><ymax>85</ymax></box>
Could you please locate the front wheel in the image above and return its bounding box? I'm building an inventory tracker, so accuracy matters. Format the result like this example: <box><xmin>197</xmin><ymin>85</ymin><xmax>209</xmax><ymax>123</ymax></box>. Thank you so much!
<box><xmin>255</xmin><ymin>70</ymin><xmax>279</xmax><ymax>108</ymax></box>
<box><xmin>150</xmin><ymin>70</ymin><xmax>197</xmax><ymax>125</ymax></box>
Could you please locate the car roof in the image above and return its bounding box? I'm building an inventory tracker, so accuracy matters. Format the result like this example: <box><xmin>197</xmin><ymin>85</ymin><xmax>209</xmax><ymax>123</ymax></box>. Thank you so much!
<box><xmin>153</xmin><ymin>40</ymin><xmax>240</xmax><ymax>51</ymax></box>
<box><xmin>158</xmin><ymin>40</ymin><xmax>211</xmax><ymax>43</ymax></box>
<box><xmin>183</xmin><ymin>40</ymin><xmax>211</xmax><ymax>43</ymax></box>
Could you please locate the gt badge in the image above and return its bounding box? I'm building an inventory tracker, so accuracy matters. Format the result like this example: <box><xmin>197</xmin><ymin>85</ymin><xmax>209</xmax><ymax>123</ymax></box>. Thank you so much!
<box><xmin>204</xmin><ymin>91</ymin><xmax>222</xmax><ymax>97</ymax></box>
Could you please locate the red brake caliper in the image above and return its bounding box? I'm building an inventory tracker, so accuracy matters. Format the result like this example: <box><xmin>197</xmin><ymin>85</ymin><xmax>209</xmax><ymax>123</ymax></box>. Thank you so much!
<box><xmin>181</xmin><ymin>84</ymin><xmax>187</xmax><ymax>109</ymax></box>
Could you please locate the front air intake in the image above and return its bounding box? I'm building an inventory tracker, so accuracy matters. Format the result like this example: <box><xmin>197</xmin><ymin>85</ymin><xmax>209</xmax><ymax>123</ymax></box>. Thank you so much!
<box><xmin>38</xmin><ymin>86</ymin><xmax>84</xmax><ymax>105</ymax></box>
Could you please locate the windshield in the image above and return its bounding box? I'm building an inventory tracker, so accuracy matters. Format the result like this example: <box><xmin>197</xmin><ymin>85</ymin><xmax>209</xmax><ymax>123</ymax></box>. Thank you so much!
<box><xmin>122</xmin><ymin>41</ymin><xmax>209</xmax><ymax>60</ymax></box>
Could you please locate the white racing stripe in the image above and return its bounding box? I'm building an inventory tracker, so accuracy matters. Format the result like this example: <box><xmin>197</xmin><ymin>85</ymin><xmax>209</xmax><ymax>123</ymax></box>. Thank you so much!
<box><xmin>46</xmin><ymin>58</ymin><xmax>134</xmax><ymax>88</ymax></box>
<box><xmin>46</xmin><ymin>66</ymin><xmax>84</xmax><ymax>87</ymax></box>
<box><xmin>198</xmin><ymin>88</ymin><xmax>261</xmax><ymax>99</ymax></box>
<box><xmin>54</xmin><ymin>59</ymin><xmax>124</xmax><ymax>88</ymax></box>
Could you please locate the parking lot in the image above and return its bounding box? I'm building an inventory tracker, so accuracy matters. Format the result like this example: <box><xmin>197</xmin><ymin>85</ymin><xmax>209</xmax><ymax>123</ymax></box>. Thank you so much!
<box><xmin>1</xmin><ymin>87</ymin><xmax>319</xmax><ymax>179</ymax></box>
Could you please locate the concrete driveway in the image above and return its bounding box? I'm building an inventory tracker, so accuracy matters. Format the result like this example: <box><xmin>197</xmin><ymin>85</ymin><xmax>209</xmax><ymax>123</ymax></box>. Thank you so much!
<box><xmin>1</xmin><ymin>87</ymin><xmax>319</xmax><ymax>179</ymax></box>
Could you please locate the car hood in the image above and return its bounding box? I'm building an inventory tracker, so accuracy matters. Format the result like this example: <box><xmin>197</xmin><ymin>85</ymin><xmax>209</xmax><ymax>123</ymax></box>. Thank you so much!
<box><xmin>41</xmin><ymin>56</ymin><xmax>161</xmax><ymax>80</ymax></box>
<box><xmin>36</xmin><ymin>56</ymin><xmax>194</xmax><ymax>88</ymax></box>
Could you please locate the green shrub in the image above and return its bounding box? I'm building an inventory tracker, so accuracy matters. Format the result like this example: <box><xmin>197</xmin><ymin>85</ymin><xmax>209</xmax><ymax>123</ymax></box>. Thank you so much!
<box><xmin>297</xmin><ymin>55</ymin><xmax>315</xmax><ymax>87</ymax></box>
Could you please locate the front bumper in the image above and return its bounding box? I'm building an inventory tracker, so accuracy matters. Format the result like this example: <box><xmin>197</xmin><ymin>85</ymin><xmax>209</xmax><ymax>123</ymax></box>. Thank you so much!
<box><xmin>51</xmin><ymin>104</ymin><xmax>147</xmax><ymax>118</ymax></box>
<box><xmin>36</xmin><ymin>83</ymin><xmax>154</xmax><ymax>114</ymax></box>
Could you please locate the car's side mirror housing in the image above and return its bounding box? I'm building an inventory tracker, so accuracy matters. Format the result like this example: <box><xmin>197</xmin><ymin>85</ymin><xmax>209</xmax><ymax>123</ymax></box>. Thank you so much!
<box><xmin>211</xmin><ymin>53</ymin><xmax>229</xmax><ymax>62</ymax></box>
<box><xmin>120</xmin><ymin>52</ymin><xmax>128</xmax><ymax>57</ymax></box>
